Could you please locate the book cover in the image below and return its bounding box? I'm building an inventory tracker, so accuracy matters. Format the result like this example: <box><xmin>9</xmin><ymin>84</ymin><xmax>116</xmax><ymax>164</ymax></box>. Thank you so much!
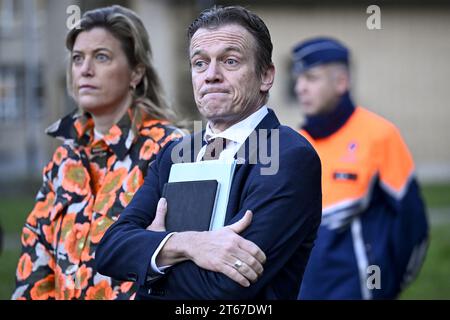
<box><xmin>168</xmin><ymin>160</ymin><xmax>237</xmax><ymax>230</ymax></box>
<box><xmin>162</xmin><ymin>180</ymin><xmax>219</xmax><ymax>232</ymax></box>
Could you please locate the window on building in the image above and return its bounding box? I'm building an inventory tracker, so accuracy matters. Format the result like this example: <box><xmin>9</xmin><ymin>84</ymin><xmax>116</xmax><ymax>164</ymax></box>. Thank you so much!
<box><xmin>0</xmin><ymin>0</ymin><xmax>20</xmax><ymax>37</ymax></box>
<box><xmin>0</xmin><ymin>66</ymin><xmax>44</xmax><ymax>123</ymax></box>
<box><xmin>0</xmin><ymin>67</ymin><xmax>21</xmax><ymax>122</ymax></box>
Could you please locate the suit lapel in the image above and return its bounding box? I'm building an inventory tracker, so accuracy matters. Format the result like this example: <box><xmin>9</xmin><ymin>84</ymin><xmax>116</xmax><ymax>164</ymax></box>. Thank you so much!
<box><xmin>224</xmin><ymin>109</ymin><xmax>281</xmax><ymax>224</ymax></box>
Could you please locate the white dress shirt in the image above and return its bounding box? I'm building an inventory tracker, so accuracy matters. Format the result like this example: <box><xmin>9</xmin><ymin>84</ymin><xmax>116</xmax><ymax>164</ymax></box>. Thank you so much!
<box><xmin>196</xmin><ymin>106</ymin><xmax>269</xmax><ymax>162</ymax></box>
<box><xmin>149</xmin><ymin>106</ymin><xmax>269</xmax><ymax>275</ymax></box>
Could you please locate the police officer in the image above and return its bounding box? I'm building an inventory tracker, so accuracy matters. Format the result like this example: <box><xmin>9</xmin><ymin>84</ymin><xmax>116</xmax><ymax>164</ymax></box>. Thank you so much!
<box><xmin>292</xmin><ymin>37</ymin><xmax>429</xmax><ymax>299</ymax></box>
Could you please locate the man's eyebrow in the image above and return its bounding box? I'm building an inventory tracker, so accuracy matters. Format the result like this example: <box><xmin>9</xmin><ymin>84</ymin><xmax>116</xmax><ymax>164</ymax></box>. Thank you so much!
<box><xmin>223</xmin><ymin>46</ymin><xmax>243</xmax><ymax>54</ymax></box>
<box><xmin>190</xmin><ymin>49</ymin><xmax>204</xmax><ymax>59</ymax></box>
<box><xmin>190</xmin><ymin>46</ymin><xmax>243</xmax><ymax>59</ymax></box>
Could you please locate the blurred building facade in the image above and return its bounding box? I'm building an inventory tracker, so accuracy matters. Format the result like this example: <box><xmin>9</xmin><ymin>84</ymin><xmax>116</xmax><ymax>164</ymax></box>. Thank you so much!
<box><xmin>1</xmin><ymin>0</ymin><xmax>449</xmax><ymax>187</ymax></box>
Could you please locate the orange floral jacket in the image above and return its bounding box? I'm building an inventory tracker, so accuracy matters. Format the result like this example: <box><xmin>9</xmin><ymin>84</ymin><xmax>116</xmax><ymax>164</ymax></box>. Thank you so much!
<box><xmin>12</xmin><ymin>108</ymin><xmax>183</xmax><ymax>300</ymax></box>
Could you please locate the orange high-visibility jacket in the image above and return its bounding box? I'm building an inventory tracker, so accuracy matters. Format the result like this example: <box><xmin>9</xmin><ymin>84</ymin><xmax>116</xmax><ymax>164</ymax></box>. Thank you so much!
<box><xmin>299</xmin><ymin>107</ymin><xmax>429</xmax><ymax>299</ymax></box>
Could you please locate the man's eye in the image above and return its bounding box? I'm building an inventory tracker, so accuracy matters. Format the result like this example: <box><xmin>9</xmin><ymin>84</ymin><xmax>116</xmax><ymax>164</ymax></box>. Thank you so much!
<box><xmin>225</xmin><ymin>59</ymin><xmax>238</xmax><ymax>66</ymax></box>
<box><xmin>96</xmin><ymin>53</ymin><xmax>109</xmax><ymax>62</ymax></box>
<box><xmin>193</xmin><ymin>60</ymin><xmax>206</xmax><ymax>69</ymax></box>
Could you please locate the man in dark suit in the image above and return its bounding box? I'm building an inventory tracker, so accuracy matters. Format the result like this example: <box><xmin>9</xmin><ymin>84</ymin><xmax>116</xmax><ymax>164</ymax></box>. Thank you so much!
<box><xmin>96</xmin><ymin>5</ymin><xmax>322</xmax><ymax>300</ymax></box>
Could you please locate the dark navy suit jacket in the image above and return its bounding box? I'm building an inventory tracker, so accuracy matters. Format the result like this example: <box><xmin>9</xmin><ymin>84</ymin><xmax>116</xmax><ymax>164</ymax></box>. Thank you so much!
<box><xmin>96</xmin><ymin>109</ymin><xmax>322</xmax><ymax>299</ymax></box>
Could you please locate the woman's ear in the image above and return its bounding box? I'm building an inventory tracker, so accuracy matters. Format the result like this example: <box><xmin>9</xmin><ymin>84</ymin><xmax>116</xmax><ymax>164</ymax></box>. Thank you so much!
<box><xmin>260</xmin><ymin>64</ymin><xmax>275</xmax><ymax>93</ymax></box>
<box><xmin>130</xmin><ymin>64</ymin><xmax>145</xmax><ymax>88</ymax></box>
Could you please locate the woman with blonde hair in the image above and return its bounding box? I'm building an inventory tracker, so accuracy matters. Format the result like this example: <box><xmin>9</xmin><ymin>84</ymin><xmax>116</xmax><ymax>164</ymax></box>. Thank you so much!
<box><xmin>13</xmin><ymin>5</ymin><xmax>183</xmax><ymax>300</ymax></box>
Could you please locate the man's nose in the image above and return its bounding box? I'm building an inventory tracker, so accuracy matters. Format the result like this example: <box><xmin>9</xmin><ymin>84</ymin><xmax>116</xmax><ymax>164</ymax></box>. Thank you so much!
<box><xmin>205</xmin><ymin>61</ymin><xmax>222</xmax><ymax>83</ymax></box>
<box><xmin>295</xmin><ymin>77</ymin><xmax>307</xmax><ymax>96</ymax></box>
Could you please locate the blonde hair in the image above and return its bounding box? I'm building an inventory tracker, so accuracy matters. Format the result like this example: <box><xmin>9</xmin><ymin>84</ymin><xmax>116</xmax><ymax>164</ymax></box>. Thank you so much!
<box><xmin>65</xmin><ymin>5</ymin><xmax>175</xmax><ymax>122</ymax></box>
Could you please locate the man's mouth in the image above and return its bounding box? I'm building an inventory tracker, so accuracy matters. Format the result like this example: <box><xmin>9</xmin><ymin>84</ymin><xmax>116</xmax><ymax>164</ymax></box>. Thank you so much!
<box><xmin>201</xmin><ymin>88</ymin><xmax>229</xmax><ymax>98</ymax></box>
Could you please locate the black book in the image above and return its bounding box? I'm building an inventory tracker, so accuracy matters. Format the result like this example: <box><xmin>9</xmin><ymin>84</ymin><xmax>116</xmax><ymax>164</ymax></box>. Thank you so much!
<box><xmin>162</xmin><ymin>180</ymin><xmax>219</xmax><ymax>232</ymax></box>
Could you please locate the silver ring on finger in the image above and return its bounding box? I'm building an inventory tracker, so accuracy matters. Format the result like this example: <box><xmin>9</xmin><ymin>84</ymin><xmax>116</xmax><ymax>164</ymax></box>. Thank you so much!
<box><xmin>233</xmin><ymin>259</ymin><xmax>243</xmax><ymax>269</ymax></box>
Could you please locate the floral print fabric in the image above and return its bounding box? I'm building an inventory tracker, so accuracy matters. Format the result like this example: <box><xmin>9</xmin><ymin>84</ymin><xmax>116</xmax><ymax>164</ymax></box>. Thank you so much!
<box><xmin>12</xmin><ymin>108</ymin><xmax>183</xmax><ymax>300</ymax></box>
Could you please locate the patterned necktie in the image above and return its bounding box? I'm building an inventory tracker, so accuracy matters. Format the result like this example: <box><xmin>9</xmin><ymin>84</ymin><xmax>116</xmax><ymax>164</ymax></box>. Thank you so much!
<box><xmin>202</xmin><ymin>137</ymin><xmax>227</xmax><ymax>160</ymax></box>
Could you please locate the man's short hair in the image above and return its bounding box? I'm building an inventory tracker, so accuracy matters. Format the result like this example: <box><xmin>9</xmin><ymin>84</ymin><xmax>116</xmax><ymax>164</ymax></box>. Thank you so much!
<box><xmin>187</xmin><ymin>5</ymin><xmax>273</xmax><ymax>77</ymax></box>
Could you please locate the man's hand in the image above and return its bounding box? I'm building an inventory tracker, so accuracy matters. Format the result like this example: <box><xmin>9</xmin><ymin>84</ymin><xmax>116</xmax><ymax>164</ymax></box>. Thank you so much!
<box><xmin>146</xmin><ymin>198</ymin><xmax>266</xmax><ymax>287</ymax></box>
<box><xmin>146</xmin><ymin>198</ymin><xmax>167</xmax><ymax>232</ymax></box>
<box><xmin>185</xmin><ymin>210</ymin><xmax>266</xmax><ymax>287</ymax></box>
